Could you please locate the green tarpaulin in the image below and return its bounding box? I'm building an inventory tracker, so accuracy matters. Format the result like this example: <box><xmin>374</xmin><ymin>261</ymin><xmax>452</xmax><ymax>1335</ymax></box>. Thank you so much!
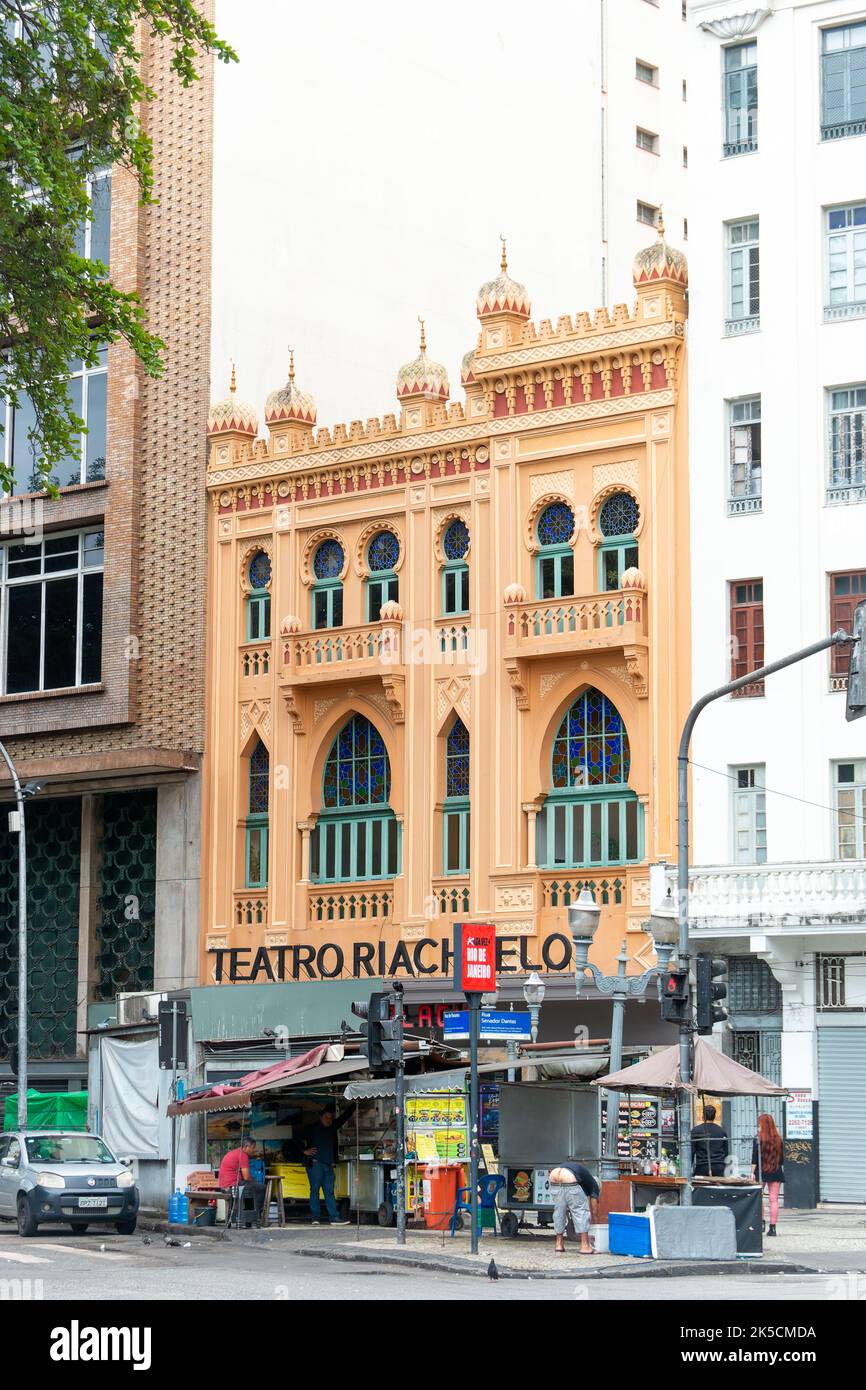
<box><xmin>3</xmin><ymin>1090</ymin><xmax>88</xmax><ymax>1131</ymax></box>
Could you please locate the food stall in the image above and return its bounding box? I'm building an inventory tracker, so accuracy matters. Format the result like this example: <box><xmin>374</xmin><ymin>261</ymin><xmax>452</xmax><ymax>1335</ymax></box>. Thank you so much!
<box><xmin>593</xmin><ymin>1038</ymin><xmax>788</xmax><ymax>1253</ymax></box>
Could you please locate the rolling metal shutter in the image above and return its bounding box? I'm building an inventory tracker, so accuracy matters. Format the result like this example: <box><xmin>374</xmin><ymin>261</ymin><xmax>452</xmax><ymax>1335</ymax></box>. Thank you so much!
<box><xmin>818</xmin><ymin>1028</ymin><xmax>866</xmax><ymax>1202</ymax></box>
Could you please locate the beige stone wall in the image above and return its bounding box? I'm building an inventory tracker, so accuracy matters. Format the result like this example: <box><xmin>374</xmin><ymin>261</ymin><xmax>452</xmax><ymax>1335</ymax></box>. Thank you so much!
<box><xmin>1</xmin><ymin>17</ymin><xmax>214</xmax><ymax>773</ymax></box>
<box><xmin>203</xmin><ymin>260</ymin><xmax>691</xmax><ymax>986</ymax></box>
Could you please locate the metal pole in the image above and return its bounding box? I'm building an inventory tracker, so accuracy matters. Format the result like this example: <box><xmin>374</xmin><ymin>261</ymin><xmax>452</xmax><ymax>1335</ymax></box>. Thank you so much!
<box><xmin>602</xmin><ymin>942</ymin><xmax>628</xmax><ymax>1183</ymax></box>
<box><xmin>0</xmin><ymin>740</ymin><xmax>28</xmax><ymax>1132</ymax></box>
<box><xmin>506</xmin><ymin>1038</ymin><xmax>517</xmax><ymax>1083</ymax></box>
<box><xmin>676</xmin><ymin>630</ymin><xmax>854</xmax><ymax>1205</ymax></box>
<box><xmin>468</xmin><ymin>994</ymin><xmax>480</xmax><ymax>1255</ymax></box>
<box><xmin>393</xmin><ymin>983</ymin><xmax>406</xmax><ymax>1247</ymax></box>
<box><xmin>170</xmin><ymin>1002</ymin><xmax>178</xmax><ymax>1199</ymax></box>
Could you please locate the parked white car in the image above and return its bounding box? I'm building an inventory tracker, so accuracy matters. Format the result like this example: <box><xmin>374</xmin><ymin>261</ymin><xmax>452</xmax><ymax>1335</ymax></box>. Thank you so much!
<box><xmin>0</xmin><ymin>1130</ymin><xmax>139</xmax><ymax>1237</ymax></box>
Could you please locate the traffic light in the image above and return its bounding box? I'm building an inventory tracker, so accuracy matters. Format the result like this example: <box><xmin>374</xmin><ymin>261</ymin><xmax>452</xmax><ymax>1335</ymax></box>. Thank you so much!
<box><xmin>696</xmin><ymin>954</ymin><xmax>729</xmax><ymax>1034</ymax></box>
<box><xmin>846</xmin><ymin>600</ymin><xmax>866</xmax><ymax>722</ymax></box>
<box><xmin>351</xmin><ymin>992</ymin><xmax>398</xmax><ymax>1072</ymax></box>
<box><xmin>660</xmin><ymin>968</ymin><xmax>689</xmax><ymax>1024</ymax></box>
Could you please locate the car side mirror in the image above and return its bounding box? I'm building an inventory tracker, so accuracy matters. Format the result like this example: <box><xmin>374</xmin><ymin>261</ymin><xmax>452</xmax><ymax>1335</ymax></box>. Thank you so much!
<box><xmin>1</xmin><ymin>1156</ymin><xmax>15</xmax><ymax>1167</ymax></box>
<box><xmin>119</xmin><ymin>1156</ymin><xmax>133</xmax><ymax>1168</ymax></box>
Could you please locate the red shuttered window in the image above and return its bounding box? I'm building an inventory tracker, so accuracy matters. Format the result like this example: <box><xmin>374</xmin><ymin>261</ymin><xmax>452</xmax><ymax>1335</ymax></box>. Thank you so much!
<box><xmin>730</xmin><ymin>579</ymin><xmax>764</xmax><ymax>696</ymax></box>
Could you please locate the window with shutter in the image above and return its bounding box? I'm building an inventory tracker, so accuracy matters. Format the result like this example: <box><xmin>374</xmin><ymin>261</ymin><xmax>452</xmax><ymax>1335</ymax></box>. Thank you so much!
<box><xmin>726</xmin><ymin>220</ymin><xmax>760</xmax><ymax>334</ymax></box>
<box><xmin>724</xmin><ymin>43</ymin><xmax>758</xmax><ymax>155</ymax></box>
<box><xmin>731</xmin><ymin>765</ymin><xmax>767</xmax><ymax>864</ymax></box>
<box><xmin>830</xmin><ymin>571</ymin><xmax>866</xmax><ymax>681</ymax></box>
<box><xmin>730</xmin><ymin>580</ymin><xmax>764</xmax><ymax>695</ymax></box>
<box><xmin>827</xmin><ymin>385</ymin><xmax>866</xmax><ymax>502</ymax></box>
<box><xmin>728</xmin><ymin>397</ymin><xmax>762</xmax><ymax>513</ymax></box>
<box><xmin>833</xmin><ymin>761</ymin><xmax>866</xmax><ymax>860</ymax></box>
<box><xmin>821</xmin><ymin>23</ymin><xmax>866</xmax><ymax>140</ymax></box>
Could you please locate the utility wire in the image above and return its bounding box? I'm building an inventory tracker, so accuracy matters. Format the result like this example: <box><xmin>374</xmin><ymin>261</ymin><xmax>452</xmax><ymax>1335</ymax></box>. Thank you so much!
<box><xmin>688</xmin><ymin>758</ymin><xmax>866</xmax><ymax>827</ymax></box>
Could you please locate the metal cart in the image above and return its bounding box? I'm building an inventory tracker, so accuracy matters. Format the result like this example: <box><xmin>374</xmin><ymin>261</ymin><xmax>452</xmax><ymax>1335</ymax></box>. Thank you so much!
<box><xmin>496</xmin><ymin>1081</ymin><xmax>601</xmax><ymax>1237</ymax></box>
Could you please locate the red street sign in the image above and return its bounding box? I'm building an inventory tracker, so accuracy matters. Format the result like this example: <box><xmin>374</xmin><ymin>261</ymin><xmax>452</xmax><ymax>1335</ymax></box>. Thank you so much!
<box><xmin>455</xmin><ymin>922</ymin><xmax>497</xmax><ymax>995</ymax></box>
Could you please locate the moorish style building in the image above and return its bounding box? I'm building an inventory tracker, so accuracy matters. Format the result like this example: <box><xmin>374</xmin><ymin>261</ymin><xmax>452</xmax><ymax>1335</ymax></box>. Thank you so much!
<box><xmin>202</xmin><ymin>231</ymin><xmax>691</xmax><ymax>1031</ymax></box>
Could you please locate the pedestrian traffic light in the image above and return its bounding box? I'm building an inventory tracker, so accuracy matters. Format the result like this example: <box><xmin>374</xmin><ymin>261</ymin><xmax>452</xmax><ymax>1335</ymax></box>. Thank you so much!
<box><xmin>351</xmin><ymin>992</ymin><xmax>397</xmax><ymax>1071</ymax></box>
<box><xmin>845</xmin><ymin>600</ymin><xmax>866</xmax><ymax>721</ymax></box>
<box><xmin>696</xmin><ymin>954</ymin><xmax>729</xmax><ymax>1034</ymax></box>
<box><xmin>660</xmin><ymin>968</ymin><xmax>689</xmax><ymax>1023</ymax></box>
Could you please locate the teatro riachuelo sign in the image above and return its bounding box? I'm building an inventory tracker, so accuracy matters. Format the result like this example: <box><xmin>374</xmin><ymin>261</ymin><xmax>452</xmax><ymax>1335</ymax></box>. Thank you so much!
<box><xmin>209</xmin><ymin>930</ymin><xmax>576</xmax><ymax>983</ymax></box>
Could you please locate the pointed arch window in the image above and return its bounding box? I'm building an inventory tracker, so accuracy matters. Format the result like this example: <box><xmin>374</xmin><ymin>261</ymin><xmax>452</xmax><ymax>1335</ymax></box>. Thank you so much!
<box><xmin>536</xmin><ymin>688</ymin><xmax>642</xmax><ymax>868</ymax></box>
<box><xmin>536</xmin><ymin>502</ymin><xmax>575</xmax><ymax>599</ymax></box>
<box><xmin>597</xmin><ymin>492</ymin><xmax>639</xmax><ymax>592</ymax></box>
<box><xmin>246</xmin><ymin>550</ymin><xmax>272</xmax><ymax>640</ymax></box>
<box><xmin>443</xmin><ymin>718</ymin><xmax>470</xmax><ymax>874</ymax></box>
<box><xmin>245</xmin><ymin>739</ymin><xmax>269</xmax><ymax>888</ymax></box>
<box><xmin>441</xmin><ymin>519</ymin><xmax>470</xmax><ymax>617</ymax></box>
<box><xmin>311</xmin><ymin>714</ymin><xmax>400</xmax><ymax>881</ymax></box>
<box><xmin>366</xmin><ymin>530</ymin><xmax>399</xmax><ymax>621</ymax></box>
<box><xmin>312</xmin><ymin>539</ymin><xmax>344</xmax><ymax>630</ymax></box>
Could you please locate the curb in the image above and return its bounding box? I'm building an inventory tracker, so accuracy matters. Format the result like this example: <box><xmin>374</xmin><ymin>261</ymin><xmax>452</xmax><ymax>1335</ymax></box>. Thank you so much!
<box><xmin>296</xmin><ymin>1242</ymin><xmax>820</xmax><ymax>1281</ymax></box>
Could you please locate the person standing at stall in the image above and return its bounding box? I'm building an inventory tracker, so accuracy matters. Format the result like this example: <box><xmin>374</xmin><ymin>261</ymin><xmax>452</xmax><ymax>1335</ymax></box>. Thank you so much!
<box><xmin>548</xmin><ymin>1162</ymin><xmax>599</xmax><ymax>1255</ymax></box>
<box><xmin>751</xmin><ymin>1112</ymin><xmax>784</xmax><ymax>1236</ymax></box>
<box><xmin>303</xmin><ymin>1104</ymin><xmax>355</xmax><ymax>1226</ymax></box>
<box><xmin>690</xmin><ymin>1104</ymin><xmax>729</xmax><ymax>1178</ymax></box>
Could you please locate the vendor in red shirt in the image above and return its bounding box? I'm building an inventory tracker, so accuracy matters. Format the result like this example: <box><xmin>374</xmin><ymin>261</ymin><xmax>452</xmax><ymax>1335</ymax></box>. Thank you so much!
<box><xmin>218</xmin><ymin>1137</ymin><xmax>264</xmax><ymax>1225</ymax></box>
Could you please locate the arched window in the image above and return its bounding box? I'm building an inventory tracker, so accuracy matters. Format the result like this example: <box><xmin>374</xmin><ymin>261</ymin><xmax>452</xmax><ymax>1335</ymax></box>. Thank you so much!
<box><xmin>366</xmin><ymin>530</ymin><xmax>400</xmax><ymax>621</ymax></box>
<box><xmin>245</xmin><ymin>739</ymin><xmax>269</xmax><ymax>888</ymax></box>
<box><xmin>312</xmin><ymin>715</ymin><xmax>400</xmax><ymax>881</ymax></box>
<box><xmin>312</xmin><ymin>539</ymin><xmax>344</xmax><ymax>630</ymax></box>
<box><xmin>441</xmin><ymin>519</ymin><xmax>470</xmax><ymax>617</ymax></box>
<box><xmin>443</xmin><ymin>718</ymin><xmax>470</xmax><ymax>874</ymax></box>
<box><xmin>246</xmin><ymin>550</ymin><xmax>271</xmax><ymax>640</ymax></box>
<box><xmin>536</xmin><ymin>688</ymin><xmax>642</xmax><ymax>868</ymax></box>
<box><xmin>597</xmin><ymin>491</ymin><xmax>639</xmax><ymax>592</ymax></box>
<box><xmin>536</xmin><ymin>502</ymin><xmax>575</xmax><ymax>599</ymax></box>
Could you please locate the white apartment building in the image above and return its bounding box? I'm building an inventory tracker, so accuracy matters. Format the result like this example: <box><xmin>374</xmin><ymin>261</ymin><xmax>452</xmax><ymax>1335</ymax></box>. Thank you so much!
<box><xmin>687</xmin><ymin>0</ymin><xmax>866</xmax><ymax>1201</ymax></box>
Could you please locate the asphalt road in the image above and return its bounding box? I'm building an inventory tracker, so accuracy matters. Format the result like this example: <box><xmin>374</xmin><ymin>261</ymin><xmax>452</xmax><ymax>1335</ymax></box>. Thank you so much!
<box><xmin>0</xmin><ymin>1224</ymin><xmax>861</xmax><ymax>1302</ymax></box>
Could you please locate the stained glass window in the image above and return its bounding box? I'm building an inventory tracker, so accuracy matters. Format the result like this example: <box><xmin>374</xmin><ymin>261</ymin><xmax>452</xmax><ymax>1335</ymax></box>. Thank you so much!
<box><xmin>248</xmin><ymin>551</ymin><xmax>272</xmax><ymax>589</ymax></box>
<box><xmin>443</xmin><ymin>518</ymin><xmax>470</xmax><ymax>560</ymax></box>
<box><xmin>313</xmin><ymin>539</ymin><xmax>345</xmax><ymax>580</ymax></box>
<box><xmin>598</xmin><ymin>492</ymin><xmax>639</xmax><ymax>538</ymax></box>
<box><xmin>551</xmin><ymin>688</ymin><xmax>630</xmax><ymax>789</ymax></box>
<box><xmin>537</xmin><ymin>502</ymin><xmax>575</xmax><ymax>547</ymax></box>
<box><xmin>323</xmin><ymin>715</ymin><xmax>390</xmax><ymax>808</ymax></box>
<box><xmin>445</xmin><ymin>719</ymin><xmax>470</xmax><ymax>797</ymax></box>
<box><xmin>368</xmin><ymin>530</ymin><xmax>399</xmax><ymax>572</ymax></box>
<box><xmin>249</xmin><ymin>740</ymin><xmax>270</xmax><ymax>813</ymax></box>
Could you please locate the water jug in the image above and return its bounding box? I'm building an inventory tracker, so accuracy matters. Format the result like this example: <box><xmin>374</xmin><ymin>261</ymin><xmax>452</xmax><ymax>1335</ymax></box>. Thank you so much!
<box><xmin>168</xmin><ymin>1188</ymin><xmax>189</xmax><ymax>1224</ymax></box>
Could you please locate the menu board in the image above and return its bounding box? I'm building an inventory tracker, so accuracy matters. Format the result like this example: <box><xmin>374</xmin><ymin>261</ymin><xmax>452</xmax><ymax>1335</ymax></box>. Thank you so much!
<box><xmin>407</xmin><ymin>1090</ymin><xmax>468</xmax><ymax>1163</ymax></box>
<box><xmin>601</xmin><ymin>1093</ymin><xmax>679</xmax><ymax>1166</ymax></box>
<box><xmin>480</xmin><ymin>1085</ymin><xmax>500</xmax><ymax>1140</ymax></box>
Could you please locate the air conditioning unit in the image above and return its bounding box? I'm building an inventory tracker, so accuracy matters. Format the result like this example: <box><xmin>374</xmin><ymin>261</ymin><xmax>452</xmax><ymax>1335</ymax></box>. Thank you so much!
<box><xmin>116</xmin><ymin>991</ymin><xmax>165</xmax><ymax>1026</ymax></box>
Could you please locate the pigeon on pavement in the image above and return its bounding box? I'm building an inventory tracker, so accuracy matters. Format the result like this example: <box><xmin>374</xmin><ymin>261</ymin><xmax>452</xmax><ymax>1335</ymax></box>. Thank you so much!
<box><xmin>487</xmin><ymin>1258</ymin><xmax>499</xmax><ymax>1281</ymax></box>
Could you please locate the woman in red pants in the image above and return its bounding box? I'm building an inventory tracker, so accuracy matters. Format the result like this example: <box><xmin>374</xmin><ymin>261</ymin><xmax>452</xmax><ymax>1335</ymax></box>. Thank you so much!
<box><xmin>751</xmin><ymin>1113</ymin><xmax>784</xmax><ymax>1236</ymax></box>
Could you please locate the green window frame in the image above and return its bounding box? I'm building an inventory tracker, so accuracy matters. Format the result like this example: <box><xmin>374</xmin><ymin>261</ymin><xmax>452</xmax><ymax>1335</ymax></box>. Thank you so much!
<box><xmin>536</xmin><ymin>789</ymin><xmax>643</xmax><ymax>868</ymax></box>
<box><xmin>598</xmin><ymin>540</ymin><xmax>639</xmax><ymax>591</ymax></box>
<box><xmin>443</xmin><ymin>802</ymin><xmax>470</xmax><ymax>874</ymax></box>
<box><xmin>366</xmin><ymin>573</ymin><xmax>398</xmax><ymax>621</ymax></box>
<box><xmin>312</xmin><ymin>581</ymin><xmax>343</xmax><ymax>630</ymax></box>
<box><xmin>246</xmin><ymin>592</ymin><xmax>271</xmax><ymax>641</ymax></box>
<box><xmin>311</xmin><ymin>810</ymin><xmax>401</xmax><ymax>882</ymax></box>
<box><xmin>245</xmin><ymin>816</ymin><xmax>269</xmax><ymax>888</ymax></box>
<box><xmin>442</xmin><ymin>563</ymin><xmax>469</xmax><ymax>617</ymax></box>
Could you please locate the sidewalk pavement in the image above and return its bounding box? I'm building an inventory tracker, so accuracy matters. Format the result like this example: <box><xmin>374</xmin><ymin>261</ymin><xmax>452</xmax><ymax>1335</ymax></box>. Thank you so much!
<box><xmin>148</xmin><ymin>1203</ymin><xmax>866</xmax><ymax>1280</ymax></box>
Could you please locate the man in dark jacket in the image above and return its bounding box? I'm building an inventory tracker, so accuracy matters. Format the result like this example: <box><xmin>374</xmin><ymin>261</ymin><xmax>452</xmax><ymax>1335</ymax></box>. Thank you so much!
<box><xmin>690</xmin><ymin>1104</ymin><xmax>729</xmax><ymax>1177</ymax></box>
<box><xmin>303</xmin><ymin>1105</ymin><xmax>355</xmax><ymax>1225</ymax></box>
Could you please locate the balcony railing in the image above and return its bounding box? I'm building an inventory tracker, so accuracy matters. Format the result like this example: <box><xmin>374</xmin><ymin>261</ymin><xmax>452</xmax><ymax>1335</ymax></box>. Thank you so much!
<box><xmin>433</xmin><ymin>878</ymin><xmax>470</xmax><ymax>916</ymax></box>
<box><xmin>727</xmin><ymin>491</ymin><xmax>762</xmax><ymax>516</ymax></box>
<box><xmin>723</xmin><ymin>136</ymin><xmax>757</xmax><ymax>157</ymax></box>
<box><xmin>685</xmin><ymin>862</ymin><xmax>866</xmax><ymax>929</ymax></box>
<box><xmin>821</xmin><ymin>119</ymin><xmax>866</xmax><ymax>142</ymax></box>
<box><xmin>504</xmin><ymin>588</ymin><xmax>646</xmax><ymax>658</ymax></box>
<box><xmin>283</xmin><ymin>620</ymin><xmax>403</xmax><ymax>682</ymax></box>
<box><xmin>234</xmin><ymin>892</ymin><xmax>268</xmax><ymax>929</ymax></box>
<box><xmin>240</xmin><ymin>642</ymin><xmax>271</xmax><ymax>680</ymax></box>
<box><xmin>824</xmin><ymin>301</ymin><xmax>866</xmax><ymax>323</ymax></box>
<box><xmin>308</xmin><ymin>883</ymin><xmax>394</xmax><ymax>925</ymax></box>
<box><xmin>724</xmin><ymin>315</ymin><xmax>760</xmax><ymax>337</ymax></box>
<box><xmin>541</xmin><ymin>875</ymin><xmax>626</xmax><ymax>909</ymax></box>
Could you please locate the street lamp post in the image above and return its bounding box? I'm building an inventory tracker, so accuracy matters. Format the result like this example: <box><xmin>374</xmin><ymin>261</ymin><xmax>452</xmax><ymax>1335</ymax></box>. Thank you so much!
<box><xmin>569</xmin><ymin>887</ymin><xmax>677</xmax><ymax>1184</ymax></box>
<box><xmin>0</xmin><ymin>738</ymin><xmax>42</xmax><ymax>1132</ymax></box>
<box><xmin>523</xmin><ymin>971</ymin><xmax>546</xmax><ymax>1043</ymax></box>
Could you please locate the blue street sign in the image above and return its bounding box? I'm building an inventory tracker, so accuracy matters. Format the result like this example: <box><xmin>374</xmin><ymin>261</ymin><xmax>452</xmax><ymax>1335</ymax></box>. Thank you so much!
<box><xmin>443</xmin><ymin>1010</ymin><xmax>532</xmax><ymax>1042</ymax></box>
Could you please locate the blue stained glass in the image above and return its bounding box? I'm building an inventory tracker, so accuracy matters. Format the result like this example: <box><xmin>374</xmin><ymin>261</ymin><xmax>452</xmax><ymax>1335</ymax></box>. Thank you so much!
<box><xmin>550</xmin><ymin>689</ymin><xmax>630</xmax><ymax>789</ymax></box>
<box><xmin>323</xmin><ymin>715</ymin><xmax>391</xmax><ymax>808</ymax></box>
<box><xmin>248</xmin><ymin>551</ymin><xmax>272</xmax><ymax>589</ymax></box>
<box><xmin>445</xmin><ymin>719</ymin><xmax>470</xmax><ymax>798</ymax></box>
<box><xmin>313</xmin><ymin>539</ymin><xmax>345</xmax><ymax>580</ymax></box>
<box><xmin>368</xmin><ymin>530</ymin><xmax>399</xmax><ymax>572</ymax></box>
<box><xmin>537</xmin><ymin>502</ymin><xmax>575</xmax><ymax>547</ymax></box>
<box><xmin>443</xmin><ymin>519</ymin><xmax>470</xmax><ymax>560</ymax></box>
<box><xmin>598</xmin><ymin>492</ymin><xmax>639</xmax><ymax>539</ymax></box>
<box><xmin>248</xmin><ymin>740</ymin><xmax>270</xmax><ymax>814</ymax></box>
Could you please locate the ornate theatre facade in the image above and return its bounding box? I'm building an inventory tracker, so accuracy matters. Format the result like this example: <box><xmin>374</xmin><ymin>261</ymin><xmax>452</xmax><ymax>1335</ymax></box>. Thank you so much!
<box><xmin>202</xmin><ymin>231</ymin><xmax>690</xmax><ymax>989</ymax></box>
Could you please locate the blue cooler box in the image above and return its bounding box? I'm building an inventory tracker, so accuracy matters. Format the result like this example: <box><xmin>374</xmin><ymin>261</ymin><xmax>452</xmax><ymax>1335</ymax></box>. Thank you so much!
<box><xmin>608</xmin><ymin>1212</ymin><xmax>653</xmax><ymax>1258</ymax></box>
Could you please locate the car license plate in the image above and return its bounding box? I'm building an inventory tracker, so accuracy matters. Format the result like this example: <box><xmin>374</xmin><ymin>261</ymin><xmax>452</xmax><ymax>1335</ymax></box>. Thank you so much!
<box><xmin>78</xmin><ymin>1196</ymin><xmax>108</xmax><ymax>1208</ymax></box>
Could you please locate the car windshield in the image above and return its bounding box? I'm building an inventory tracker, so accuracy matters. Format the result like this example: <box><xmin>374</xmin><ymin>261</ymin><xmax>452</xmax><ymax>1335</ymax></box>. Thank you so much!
<box><xmin>25</xmin><ymin>1136</ymin><xmax>116</xmax><ymax>1165</ymax></box>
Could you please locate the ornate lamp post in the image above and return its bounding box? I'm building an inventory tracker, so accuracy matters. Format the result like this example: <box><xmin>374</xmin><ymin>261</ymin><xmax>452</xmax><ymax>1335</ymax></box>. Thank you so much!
<box><xmin>568</xmin><ymin>887</ymin><xmax>678</xmax><ymax>1184</ymax></box>
<box><xmin>523</xmin><ymin>970</ymin><xmax>546</xmax><ymax>1042</ymax></box>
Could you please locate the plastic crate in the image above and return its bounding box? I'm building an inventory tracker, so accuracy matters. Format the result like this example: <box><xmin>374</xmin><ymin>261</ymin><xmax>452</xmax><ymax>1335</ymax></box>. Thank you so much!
<box><xmin>608</xmin><ymin>1211</ymin><xmax>653</xmax><ymax>1258</ymax></box>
